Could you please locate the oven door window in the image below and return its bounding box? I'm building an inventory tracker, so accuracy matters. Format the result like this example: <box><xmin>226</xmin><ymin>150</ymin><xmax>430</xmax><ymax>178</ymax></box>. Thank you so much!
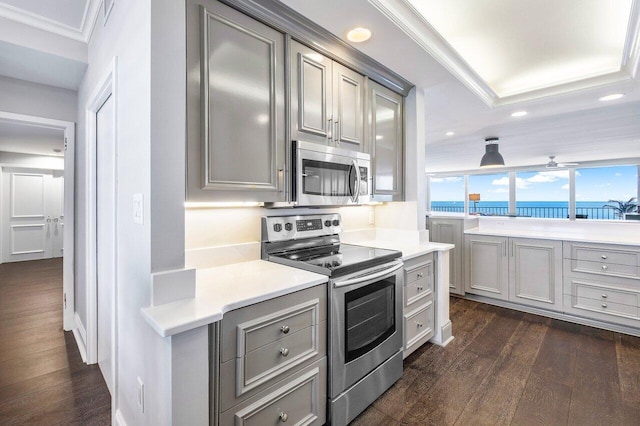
<box><xmin>302</xmin><ymin>159</ymin><xmax>355</xmax><ymax>197</ymax></box>
<box><xmin>344</xmin><ymin>277</ymin><xmax>395</xmax><ymax>363</ymax></box>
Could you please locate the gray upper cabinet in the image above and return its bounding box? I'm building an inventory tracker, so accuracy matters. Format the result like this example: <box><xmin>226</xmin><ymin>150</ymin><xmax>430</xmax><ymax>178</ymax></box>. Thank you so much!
<box><xmin>290</xmin><ymin>40</ymin><xmax>365</xmax><ymax>151</ymax></box>
<box><xmin>186</xmin><ymin>0</ymin><xmax>286</xmax><ymax>202</ymax></box>
<box><xmin>368</xmin><ymin>80</ymin><xmax>404</xmax><ymax>201</ymax></box>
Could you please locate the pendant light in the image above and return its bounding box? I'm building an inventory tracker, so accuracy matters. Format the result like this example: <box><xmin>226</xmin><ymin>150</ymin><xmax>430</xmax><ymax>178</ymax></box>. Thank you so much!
<box><xmin>480</xmin><ymin>137</ymin><xmax>505</xmax><ymax>168</ymax></box>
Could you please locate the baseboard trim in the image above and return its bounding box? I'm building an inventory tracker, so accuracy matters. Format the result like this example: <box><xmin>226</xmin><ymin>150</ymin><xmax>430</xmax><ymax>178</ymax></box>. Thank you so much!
<box><xmin>463</xmin><ymin>294</ymin><xmax>640</xmax><ymax>338</ymax></box>
<box><xmin>115</xmin><ymin>409</ymin><xmax>128</xmax><ymax>426</ymax></box>
<box><xmin>73</xmin><ymin>313</ymin><xmax>87</xmax><ymax>363</ymax></box>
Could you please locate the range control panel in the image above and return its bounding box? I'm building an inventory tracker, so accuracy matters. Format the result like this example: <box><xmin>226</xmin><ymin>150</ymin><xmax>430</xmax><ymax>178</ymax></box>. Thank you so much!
<box><xmin>261</xmin><ymin>214</ymin><xmax>342</xmax><ymax>242</ymax></box>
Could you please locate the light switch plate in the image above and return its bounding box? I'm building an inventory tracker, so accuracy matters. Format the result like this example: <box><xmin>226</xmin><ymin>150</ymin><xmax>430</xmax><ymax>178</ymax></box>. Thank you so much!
<box><xmin>133</xmin><ymin>194</ymin><xmax>144</xmax><ymax>224</ymax></box>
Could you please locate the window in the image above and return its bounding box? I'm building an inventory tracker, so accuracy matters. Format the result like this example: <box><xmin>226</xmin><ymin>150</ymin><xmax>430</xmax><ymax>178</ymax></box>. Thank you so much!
<box><xmin>575</xmin><ymin>165</ymin><xmax>639</xmax><ymax>220</ymax></box>
<box><xmin>429</xmin><ymin>176</ymin><xmax>464</xmax><ymax>213</ymax></box>
<box><xmin>515</xmin><ymin>170</ymin><xmax>570</xmax><ymax>218</ymax></box>
<box><xmin>468</xmin><ymin>172</ymin><xmax>509</xmax><ymax>215</ymax></box>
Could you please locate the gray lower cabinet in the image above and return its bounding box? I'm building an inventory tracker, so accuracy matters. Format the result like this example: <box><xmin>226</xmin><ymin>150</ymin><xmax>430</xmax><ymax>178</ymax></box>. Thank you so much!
<box><xmin>290</xmin><ymin>40</ymin><xmax>365</xmax><ymax>151</ymax></box>
<box><xmin>368</xmin><ymin>80</ymin><xmax>403</xmax><ymax>201</ymax></box>
<box><xmin>402</xmin><ymin>253</ymin><xmax>435</xmax><ymax>358</ymax></box>
<box><xmin>465</xmin><ymin>235</ymin><xmax>563</xmax><ymax>311</ymax></box>
<box><xmin>186</xmin><ymin>0</ymin><xmax>286</xmax><ymax>202</ymax></box>
<box><xmin>428</xmin><ymin>217</ymin><xmax>478</xmax><ymax>295</ymax></box>
<box><xmin>213</xmin><ymin>284</ymin><xmax>327</xmax><ymax>426</ymax></box>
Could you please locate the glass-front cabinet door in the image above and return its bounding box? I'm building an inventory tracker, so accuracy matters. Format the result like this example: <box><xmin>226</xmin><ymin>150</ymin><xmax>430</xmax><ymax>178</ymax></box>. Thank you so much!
<box><xmin>369</xmin><ymin>80</ymin><xmax>403</xmax><ymax>201</ymax></box>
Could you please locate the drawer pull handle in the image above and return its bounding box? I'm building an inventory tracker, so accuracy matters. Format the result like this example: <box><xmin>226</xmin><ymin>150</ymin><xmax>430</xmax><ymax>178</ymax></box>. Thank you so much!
<box><xmin>279</xmin><ymin>412</ymin><xmax>288</xmax><ymax>422</ymax></box>
<box><xmin>417</xmin><ymin>273</ymin><xmax>424</xmax><ymax>278</ymax></box>
<box><xmin>601</xmin><ymin>255</ymin><xmax>608</xmax><ymax>259</ymax></box>
<box><xmin>602</xmin><ymin>265</ymin><xmax>608</xmax><ymax>271</ymax></box>
<box><xmin>601</xmin><ymin>303</ymin><xmax>608</xmax><ymax>308</ymax></box>
<box><xmin>416</xmin><ymin>322</ymin><xmax>423</xmax><ymax>328</ymax></box>
<box><xmin>280</xmin><ymin>348</ymin><xmax>290</xmax><ymax>357</ymax></box>
<box><xmin>417</xmin><ymin>286</ymin><xmax>424</xmax><ymax>291</ymax></box>
<box><xmin>280</xmin><ymin>325</ymin><xmax>290</xmax><ymax>334</ymax></box>
<box><xmin>602</xmin><ymin>294</ymin><xmax>608</xmax><ymax>299</ymax></box>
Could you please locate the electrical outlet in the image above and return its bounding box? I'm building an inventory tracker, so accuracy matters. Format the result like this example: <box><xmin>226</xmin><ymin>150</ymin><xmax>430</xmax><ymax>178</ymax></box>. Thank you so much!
<box><xmin>137</xmin><ymin>377</ymin><xmax>145</xmax><ymax>413</ymax></box>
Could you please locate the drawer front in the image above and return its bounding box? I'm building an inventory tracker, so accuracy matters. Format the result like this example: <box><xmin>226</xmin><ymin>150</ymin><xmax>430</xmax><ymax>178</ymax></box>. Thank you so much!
<box><xmin>220</xmin><ymin>322</ymin><xmax>326</xmax><ymax>411</ymax></box>
<box><xmin>564</xmin><ymin>242</ymin><xmax>640</xmax><ymax>266</ymax></box>
<box><xmin>567</xmin><ymin>258</ymin><xmax>639</xmax><ymax>280</ymax></box>
<box><xmin>404</xmin><ymin>300</ymin><xmax>434</xmax><ymax>350</ymax></box>
<box><xmin>405</xmin><ymin>260</ymin><xmax>433</xmax><ymax>286</ymax></box>
<box><xmin>220</xmin><ymin>358</ymin><xmax>327</xmax><ymax>426</ymax></box>
<box><xmin>405</xmin><ymin>275</ymin><xmax>432</xmax><ymax>308</ymax></box>
<box><xmin>564</xmin><ymin>294</ymin><xmax>638</xmax><ymax>321</ymax></box>
<box><xmin>572</xmin><ymin>281</ymin><xmax>639</xmax><ymax>307</ymax></box>
<box><xmin>241</xmin><ymin>300</ymin><xmax>318</xmax><ymax>355</ymax></box>
<box><xmin>222</xmin><ymin>284</ymin><xmax>327</xmax><ymax>362</ymax></box>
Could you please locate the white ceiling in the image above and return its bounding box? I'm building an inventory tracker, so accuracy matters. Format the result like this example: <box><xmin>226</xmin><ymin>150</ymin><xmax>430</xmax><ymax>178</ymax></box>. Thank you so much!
<box><xmin>0</xmin><ymin>0</ymin><xmax>100</xmax><ymax>41</ymax></box>
<box><xmin>407</xmin><ymin>0</ymin><xmax>634</xmax><ymax>98</ymax></box>
<box><xmin>0</xmin><ymin>120</ymin><xmax>64</xmax><ymax>156</ymax></box>
<box><xmin>280</xmin><ymin>0</ymin><xmax>640</xmax><ymax>173</ymax></box>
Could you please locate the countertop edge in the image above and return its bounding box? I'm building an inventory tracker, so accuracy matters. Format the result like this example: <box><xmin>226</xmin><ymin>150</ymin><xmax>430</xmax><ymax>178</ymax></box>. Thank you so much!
<box><xmin>141</xmin><ymin>275</ymin><xmax>328</xmax><ymax>338</ymax></box>
<box><xmin>464</xmin><ymin>227</ymin><xmax>640</xmax><ymax>246</ymax></box>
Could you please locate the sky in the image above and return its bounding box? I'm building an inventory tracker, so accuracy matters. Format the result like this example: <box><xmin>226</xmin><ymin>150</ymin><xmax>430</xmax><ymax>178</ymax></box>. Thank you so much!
<box><xmin>430</xmin><ymin>165</ymin><xmax>638</xmax><ymax>202</ymax></box>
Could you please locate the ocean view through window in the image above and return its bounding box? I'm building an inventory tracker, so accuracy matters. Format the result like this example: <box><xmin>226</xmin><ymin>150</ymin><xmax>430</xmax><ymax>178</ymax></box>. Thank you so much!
<box><xmin>430</xmin><ymin>164</ymin><xmax>639</xmax><ymax>220</ymax></box>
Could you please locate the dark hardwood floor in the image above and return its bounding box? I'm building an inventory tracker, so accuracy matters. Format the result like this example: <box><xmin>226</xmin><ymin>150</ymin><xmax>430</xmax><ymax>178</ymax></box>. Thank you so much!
<box><xmin>0</xmin><ymin>258</ymin><xmax>111</xmax><ymax>425</ymax></box>
<box><xmin>353</xmin><ymin>296</ymin><xmax>640</xmax><ymax>426</ymax></box>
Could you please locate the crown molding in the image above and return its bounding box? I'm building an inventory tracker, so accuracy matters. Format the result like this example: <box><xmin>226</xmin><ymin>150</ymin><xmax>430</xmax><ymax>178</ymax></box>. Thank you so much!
<box><xmin>0</xmin><ymin>0</ymin><xmax>100</xmax><ymax>43</ymax></box>
<box><xmin>370</xmin><ymin>0</ymin><xmax>640</xmax><ymax>108</ymax></box>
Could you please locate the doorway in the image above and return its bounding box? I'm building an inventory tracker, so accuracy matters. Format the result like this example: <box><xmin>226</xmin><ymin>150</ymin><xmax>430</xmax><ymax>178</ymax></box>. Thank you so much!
<box><xmin>0</xmin><ymin>112</ymin><xmax>75</xmax><ymax>332</ymax></box>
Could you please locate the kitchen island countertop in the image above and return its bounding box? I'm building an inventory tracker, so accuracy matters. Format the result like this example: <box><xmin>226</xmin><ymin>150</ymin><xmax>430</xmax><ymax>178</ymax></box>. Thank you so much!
<box><xmin>142</xmin><ymin>260</ymin><xmax>327</xmax><ymax>337</ymax></box>
<box><xmin>351</xmin><ymin>240</ymin><xmax>454</xmax><ymax>260</ymax></box>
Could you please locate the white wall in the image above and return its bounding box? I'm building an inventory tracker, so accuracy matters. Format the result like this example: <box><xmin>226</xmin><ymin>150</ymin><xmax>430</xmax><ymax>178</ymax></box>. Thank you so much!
<box><xmin>0</xmin><ymin>151</ymin><xmax>64</xmax><ymax>170</ymax></box>
<box><xmin>73</xmin><ymin>0</ymin><xmax>174</xmax><ymax>424</ymax></box>
<box><xmin>0</xmin><ymin>76</ymin><xmax>77</xmax><ymax>123</ymax></box>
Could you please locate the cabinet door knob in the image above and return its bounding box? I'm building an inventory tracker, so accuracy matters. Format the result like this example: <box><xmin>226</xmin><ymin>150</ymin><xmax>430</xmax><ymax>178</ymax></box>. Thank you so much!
<box><xmin>416</xmin><ymin>322</ymin><xmax>423</xmax><ymax>328</ymax></box>
<box><xmin>601</xmin><ymin>294</ymin><xmax>608</xmax><ymax>299</ymax></box>
<box><xmin>280</xmin><ymin>348</ymin><xmax>289</xmax><ymax>357</ymax></box>
<box><xmin>601</xmin><ymin>255</ymin><xmax>608</xmax><ymax>259</ymax></box>
<box><xmin>601</xmin><ymin>303</ymin><xmax>608</xmax><ymax>308</ymax></box>
<box><xmin>280</xmin><ymin>325</ymin><xmax>290</xmax><ymax>334</ymax></box>
<box><xmin>602</xmin><ymin>265</ymin><xmax>608</xmax><ymax>271</ymax></box>
<box><xmin>417</xmin><ymin>272</ymin><xmax>424</xmax><ymax>278</ymax></box>
<box><xmin>417</xmin><ymin>286</ymin><xmax>424</xmax><ymax>291</ymax></box>
<box><xmin>279</xmin><ymin>412</ymin><xmax>288</xmax><ymax>422</ymax></box>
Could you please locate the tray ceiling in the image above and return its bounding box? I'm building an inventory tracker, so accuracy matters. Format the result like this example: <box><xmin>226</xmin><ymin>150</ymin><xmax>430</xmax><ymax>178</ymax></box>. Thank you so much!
<box><xmin>373</xmin><ymin>0</ymin><xmax>640</xmax><ymax>106</ymax></box>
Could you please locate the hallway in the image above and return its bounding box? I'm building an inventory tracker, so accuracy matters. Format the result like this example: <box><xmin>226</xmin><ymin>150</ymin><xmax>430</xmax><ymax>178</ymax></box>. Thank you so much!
<box><xmin>0</xmin><ymin>258</ymin><xmax>111</xmax><ymax>425</ymax></box>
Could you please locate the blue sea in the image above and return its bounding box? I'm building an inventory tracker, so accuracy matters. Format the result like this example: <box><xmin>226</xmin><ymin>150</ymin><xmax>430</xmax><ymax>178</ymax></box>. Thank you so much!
<box><xmin>431</xmin><ymin>201</ymin><xmax>620</xmax><ymax>220</ymax></box>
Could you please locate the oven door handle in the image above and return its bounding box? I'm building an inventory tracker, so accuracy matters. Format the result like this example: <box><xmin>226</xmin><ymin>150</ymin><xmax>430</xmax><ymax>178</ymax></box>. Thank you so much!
<box><xmin>333</xmin><ymin>261</ymin><xmax>403</xmax><ymax>288</ymax></box>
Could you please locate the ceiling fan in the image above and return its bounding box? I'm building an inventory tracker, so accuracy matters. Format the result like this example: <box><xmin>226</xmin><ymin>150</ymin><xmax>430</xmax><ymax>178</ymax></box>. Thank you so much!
<box><xmin>545</xmin><ymin>156</ymin><xmax>579</xmax><ymax>169</ymax></box>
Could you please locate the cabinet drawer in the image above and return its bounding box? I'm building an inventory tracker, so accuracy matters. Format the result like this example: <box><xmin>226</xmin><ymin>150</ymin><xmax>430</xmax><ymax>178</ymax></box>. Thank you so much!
<box><xmin>220</xmin><ymin>322</ymin><xmax>326</xmax><ymax>411</ymax></box>
<box><xmin>565</xmin><ymin>258</ymin><xmax>639</xmax><ymax>280</ymax></box>
<box><xmin>564</xmin><ymin>294</ymin><xmax>638</xmax><ymax>320</ymax></box>
<box><xmin>571</xmin><ymin>281</ymin><xmax>639</xmax><ymax>307</ymax></box>
<box><xmin>220</xmin><ymin>358</ymin><xmax>326</xmax><ymax>426</ymax></box>
<box><xmin>405</xmin><ymin>275</ymin><xmax>432</xmax><ymax>308</ymax></box>
<box><xmin>564</xmin><ymin>242</ymin><xmax>640</xmax><ymax>266</ymax></box>
<box><xmin>404</xmin><ymin>254</ymin><xmax>433</xmax><ymax>284</ymax></box>
<box><xmin>404</xmin><ymin>300</ymin><xmax>434</xmax><ymax>350</ymax></box>
<box><xmin>221</xmin><ymin>284</ymin><xmax>326</xmax><ymax>362</ymax></box>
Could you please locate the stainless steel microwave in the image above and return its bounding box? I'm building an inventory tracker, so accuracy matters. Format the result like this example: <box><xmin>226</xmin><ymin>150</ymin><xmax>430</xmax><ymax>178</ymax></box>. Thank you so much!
<box><xmin>292</xmin><ymin>140</ymin><xmax>370</xmax><ymax>206</ymax></box>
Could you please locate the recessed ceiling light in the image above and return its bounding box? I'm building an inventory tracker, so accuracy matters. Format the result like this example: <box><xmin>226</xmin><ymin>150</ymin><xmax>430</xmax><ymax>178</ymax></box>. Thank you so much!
<box><xmin>598</xmin><ymin>93</ymin><xmax>624</xmax><ymax>101</ymax></box>
<box><xmin>510</xmin><ymin>111</ymin><xmax>528</xmax><ymax>117</ymax></box>
<box><xmin>347</xmin><ymin>27</ymin><xmax>372</xmax><ymax>43</ymax></box>
<box><xmin>445</xmin><ymin>131</ymin><xmax>455</xmax><ymax>136</ymax></box>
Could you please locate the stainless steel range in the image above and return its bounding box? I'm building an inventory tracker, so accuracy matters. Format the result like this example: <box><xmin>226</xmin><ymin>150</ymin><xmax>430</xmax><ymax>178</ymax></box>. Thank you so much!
<box><xmin>261</xmin><ymin>214</ymin><xmax>404</xmax><ymax>425</ymax></box>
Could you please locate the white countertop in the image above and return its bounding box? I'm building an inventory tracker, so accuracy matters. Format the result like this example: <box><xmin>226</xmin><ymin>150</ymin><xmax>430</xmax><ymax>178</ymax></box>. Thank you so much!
<box><xmin>465</xmin><ymin>227</ymin><xmax>640</xmax><ymax>246</ymax></box>
<box><xmin>142</xmin><ymin>260</ymin><xmax>327</xmax><ymax>337</ymax></box>
<box><xmin>353</xmin><ymin>240</ymin><xmax>454</xmax><ymax>260</ymax></box>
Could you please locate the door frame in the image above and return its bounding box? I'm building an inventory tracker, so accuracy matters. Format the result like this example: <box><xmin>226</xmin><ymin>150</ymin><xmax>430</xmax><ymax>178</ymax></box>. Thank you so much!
<box><xmin>0</xmin><ymin>111</ymin><xmax>75</xmax><ymax>331</ymax></box>
<box><xmin>85</xmin><ymin>58</ymin><xmax>118</xmax><ymax>409</ymax></box>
